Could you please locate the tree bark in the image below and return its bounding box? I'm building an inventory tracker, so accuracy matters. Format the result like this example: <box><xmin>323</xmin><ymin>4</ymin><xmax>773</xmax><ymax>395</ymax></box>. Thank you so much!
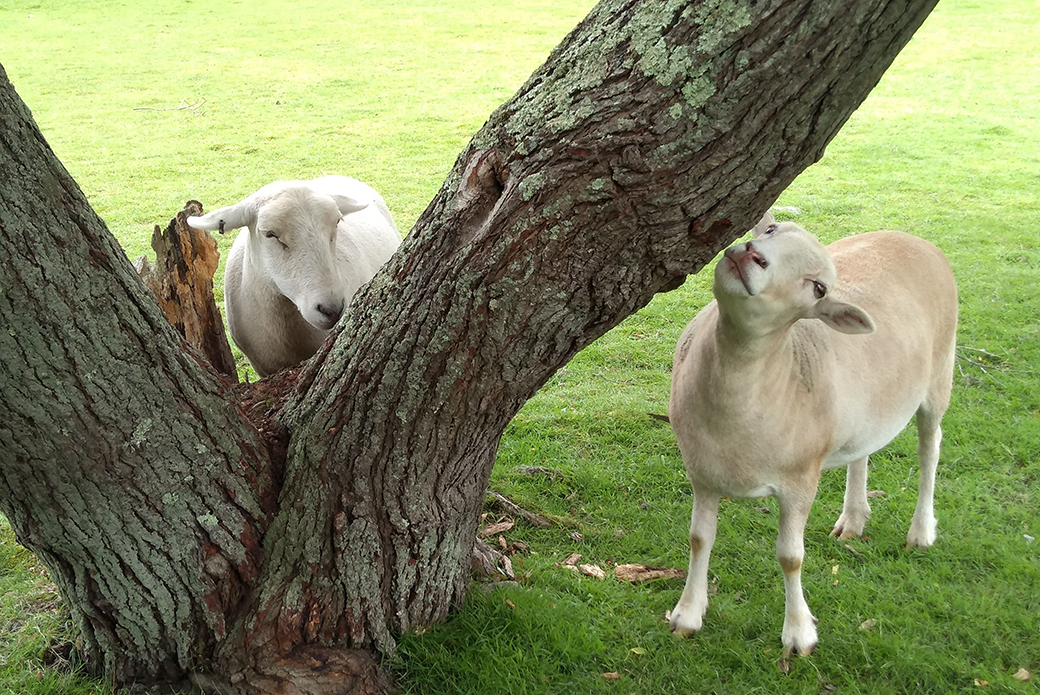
<box><xmin>0</xmin><ymin>67</ymin><xmax>275</xmax><ymax>683</ymax></box>
<box><xmin>0</xmin><ymin>0</ymin><xmax>938</xmax><ymax>692</ymax></box>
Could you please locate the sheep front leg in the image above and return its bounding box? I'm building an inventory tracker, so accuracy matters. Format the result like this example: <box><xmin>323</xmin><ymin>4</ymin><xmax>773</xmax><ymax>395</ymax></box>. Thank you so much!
<box><xmin>776</xmin><ymin>489</ymin><xmax>818</xmax><ymax>656</ymax></box>
<box><xmin>830</xmin><ymin>456</ymin><xmax>870</xmax><ymax>539</ymax></box>
<box><xmin>667</xmin><ymin>489</ymin><xmax>720</xmax><ymax>636</ymax></box>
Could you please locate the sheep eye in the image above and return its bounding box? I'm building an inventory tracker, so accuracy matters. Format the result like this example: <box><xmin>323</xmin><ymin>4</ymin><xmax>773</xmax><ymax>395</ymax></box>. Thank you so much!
<box><xmin>812</xmin><ymin>280</ymin><xmax>827</xmax><ymax>299</ymax></box>
<box><xmin>263</xmin><ymin>231</ymin><xmax>288</xmax><ymax>249</ymax></box>
<box><xmin>764</xmin><ymin>224</ymin><xmax>777</xmax><ymax>235</ymax></box>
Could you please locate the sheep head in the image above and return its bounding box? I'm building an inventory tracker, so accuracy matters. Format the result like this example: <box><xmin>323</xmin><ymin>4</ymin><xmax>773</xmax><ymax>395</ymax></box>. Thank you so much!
<box><xmin>713</xmin><ymin>221</ymin><xmax>875</xmax><ymax>337</ymax></box>
<box><xmin>189</xmin><ymin>181</ymin><xmax>369</xmax><ymax>331</ymax></box>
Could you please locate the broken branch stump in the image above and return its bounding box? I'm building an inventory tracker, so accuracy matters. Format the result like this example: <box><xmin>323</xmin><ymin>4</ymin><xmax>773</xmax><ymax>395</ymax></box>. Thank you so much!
<box><xmin>134</xmin><ymin>200</ymin><xmax>237</xmax><ymax>380</ymax></box>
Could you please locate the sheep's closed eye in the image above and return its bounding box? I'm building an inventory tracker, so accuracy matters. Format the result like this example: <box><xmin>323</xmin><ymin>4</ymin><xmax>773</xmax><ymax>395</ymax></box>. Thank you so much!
<box><xmin>812</xmin><ymin>280</ymin><xmax>827</xmax><ymax>299</ymax></box>
<box><xmin>263</xmin><ymin>231</ymin><xmax>288</xmax><ymax>249</ymax></box>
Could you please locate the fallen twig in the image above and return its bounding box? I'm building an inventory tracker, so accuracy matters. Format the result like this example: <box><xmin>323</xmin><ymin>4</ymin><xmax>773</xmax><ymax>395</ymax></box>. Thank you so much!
<box><xmin>615</xmin><ymin>563</ymin><xmax>685</xmax><ymax>583</ymax></box>
<box><xmin>487</xmin><ymin>490</ymin><xmax>552</xmax><ymax>528</ymax></box>
<box><xmin>134</xmin><ymin>98</ymin><xmax>207</xmax><ymax>115</ymax></box>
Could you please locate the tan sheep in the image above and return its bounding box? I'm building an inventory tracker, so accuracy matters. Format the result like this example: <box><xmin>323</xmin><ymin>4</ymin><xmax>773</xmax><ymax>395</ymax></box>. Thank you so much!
<box><xmin>666</xmin><ymin>217</ymin><xmax>957</xmax><ymax>656</ymax></box>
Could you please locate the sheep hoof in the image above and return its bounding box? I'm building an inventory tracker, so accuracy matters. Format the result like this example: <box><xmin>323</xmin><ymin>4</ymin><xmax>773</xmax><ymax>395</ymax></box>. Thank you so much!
<box><xmin>665</xmin><ymin>609</ymin><xmax>703</xmax><ymax>637</ymax></box>
<box><xmin>830</xmin><ymin>512</ymin><xmax>868</xmax><ymax>539</ymax></box>
<box><xmin>906</xmin><ymin>518</ymin><xmax>937</xmax><ymax>548</ymax></box>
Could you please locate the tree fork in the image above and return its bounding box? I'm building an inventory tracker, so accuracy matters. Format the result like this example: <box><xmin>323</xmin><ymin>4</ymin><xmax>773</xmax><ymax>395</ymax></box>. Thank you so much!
<box><xmin>236</xmin><ymin>0</ymin><xmax>940</xmax><ymax>684</ymax></box>
<box><xmin>0</xmin><ymin>0</ymin><xmax>940</xmax><ymax>691</ymax></box>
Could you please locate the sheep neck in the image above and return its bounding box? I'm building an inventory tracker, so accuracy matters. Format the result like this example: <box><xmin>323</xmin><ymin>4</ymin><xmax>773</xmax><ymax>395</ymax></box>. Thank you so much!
<box><xmin>709</xmin><ymin>310</ymin><xmax>802</xmax><ymax>406</ymax></box>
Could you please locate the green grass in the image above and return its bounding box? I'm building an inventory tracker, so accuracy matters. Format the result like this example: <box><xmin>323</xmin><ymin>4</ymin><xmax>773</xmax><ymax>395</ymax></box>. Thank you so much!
<box><xmin>2</xmin><ymin>0</ymin><xmax>1039</xmax><ymax>694</ymax></box>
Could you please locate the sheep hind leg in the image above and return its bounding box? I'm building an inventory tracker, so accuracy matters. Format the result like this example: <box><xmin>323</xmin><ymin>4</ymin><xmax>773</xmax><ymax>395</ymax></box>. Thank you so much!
<box><xmin>667</xmin><ymin>489</ymin><xmax>720</xmax><ymax>636</ymax></box>
<box><xmin>907</xmin><ymin>405</ymin><xmax>943</xmax><ymax>548</ymax></box>
<box><xmin>830</xmin><ymin>456</ymin><xmax>870</xmax><ymax>540</ymax></box>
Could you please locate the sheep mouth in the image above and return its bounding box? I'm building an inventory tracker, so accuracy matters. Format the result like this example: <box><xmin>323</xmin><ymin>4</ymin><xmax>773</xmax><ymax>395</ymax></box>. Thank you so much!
<box><xmin>309</xmin><ymin>314</ymin><xmax>340</xmax><ymax>331</ymax></box>
<box><xmin>723</xmin><ymin>250</ymin><xmax>754</xmax><ymax>295</ymax></box>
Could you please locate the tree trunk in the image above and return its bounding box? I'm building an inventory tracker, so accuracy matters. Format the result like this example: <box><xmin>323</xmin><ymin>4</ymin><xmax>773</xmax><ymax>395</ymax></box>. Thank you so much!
<box><xmin>0</xmin><ymin>67</ymin><xmax>276</xmax><ymax>684</ymax></box>
<box><xmin>0</xmin><ymin>0</ymin><xmax>938</xmax><ymax>692</ymax></box>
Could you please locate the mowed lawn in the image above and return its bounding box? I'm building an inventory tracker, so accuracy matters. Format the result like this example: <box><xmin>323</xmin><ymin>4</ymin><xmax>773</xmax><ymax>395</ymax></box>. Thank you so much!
<box><xmin>1</xmin><ymin>1</ymin><xmax>1038</xmax><ymax>694</ymax></box>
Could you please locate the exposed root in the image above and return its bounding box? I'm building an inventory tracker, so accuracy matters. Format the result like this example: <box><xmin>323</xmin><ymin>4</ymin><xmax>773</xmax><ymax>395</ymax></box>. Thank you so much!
<box><xmin>471</xmin><ymin>537</ymin><xmax>514</xmax><ymax>581</ymax></box>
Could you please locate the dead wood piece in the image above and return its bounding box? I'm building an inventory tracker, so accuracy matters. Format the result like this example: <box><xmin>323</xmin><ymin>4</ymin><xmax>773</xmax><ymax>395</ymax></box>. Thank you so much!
<box><xmin>561</xmin><ymin>552</ymin><xmax>582</xmax><ymax>567</ymax></box>
<box><xmin>614</xmin><ymin>563</ymin><xmax>686</xmax><ymax>583</ymax></box>
<box><xmin>486</xmin><ymin>491</ymin><xmax>553</xmax><ymax>528</ymax></box>
<box><xmin>471</xmin><ymin>537</ymin><xmax>515</xmax><ymax>581</ymax></box>
<box><xmin>579</xmin><ymin>563</ymin><xmax>606</xmax><ymax>580</ymax></box>
<box><xmin>135</xmin><ymin>200</ymin><xmax>237</xmax><ymax>380</ymax></box>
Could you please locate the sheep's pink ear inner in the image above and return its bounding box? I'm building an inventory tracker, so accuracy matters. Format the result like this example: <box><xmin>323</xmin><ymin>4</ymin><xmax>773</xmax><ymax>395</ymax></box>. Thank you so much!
<box><xmin>813</xmin><ymin>297</ymin><xmax>876</xmax><ymax>335</ymax></box>
<box><xmin>332</xmin><ymin>194</ymin><xmax>369</xmax><ymax>216</ymax></box>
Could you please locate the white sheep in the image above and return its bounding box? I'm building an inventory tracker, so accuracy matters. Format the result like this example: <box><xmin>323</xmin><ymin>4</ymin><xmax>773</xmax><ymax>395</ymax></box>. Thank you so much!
<box><xmin>665</xmin><ymin>217</ymin><xmax>957</xmax><ymax>657</ymax></box>
<box><xmin>188</xmin><ymin>176</ymin><xmax>401</xmax><ymax>376</ymax></box>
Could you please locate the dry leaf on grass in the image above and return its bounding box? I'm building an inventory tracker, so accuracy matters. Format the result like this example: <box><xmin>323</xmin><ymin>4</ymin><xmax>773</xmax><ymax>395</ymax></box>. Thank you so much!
<box><xmin>561</xmin><ymin>552</ymin><xmax>582</xmax><ymax>566</ymax></box>
<box><xmin>614</xmin><ymin>563</ymin><xmax>685</xmax><ymax>583</ymax></box>
<box><xmin>479</xmin><ymin>519</ymin><xmax>515</xmax><ymax>537</ymax></box>
<box><xmin>1011</xmin><ymin>668</ymin><xmax>1031</xmax><ymax>682</ymax></box>
<box><xmin>602</xmin><ymin>672</ymin><xmax>621</xmax><ymax>680</ymax></box>
<box><xmin>859</xmin><ymin>618</ymin><xmax>877</xmax><ymax>632</ymax></box>
<box><xmin>579</xmin><ymin>563</ymin><xmax>606</xmax><ymax>579</ymax></box>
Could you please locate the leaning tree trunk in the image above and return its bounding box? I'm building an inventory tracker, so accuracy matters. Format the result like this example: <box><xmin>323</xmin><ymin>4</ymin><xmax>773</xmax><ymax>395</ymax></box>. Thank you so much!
<box><xmin>0</xmin><ymin>68</ymin><xmax>276</xmax><ymax>683</ymax></box>
<box><xmin>0</xmin><ymin>0</ymin><xmax>938</xmax><ymax>692</ymax></box>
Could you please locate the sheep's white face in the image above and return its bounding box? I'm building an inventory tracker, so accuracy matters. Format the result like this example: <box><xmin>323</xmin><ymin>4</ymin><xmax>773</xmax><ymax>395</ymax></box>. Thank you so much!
<box><xmin>253</xmin><ymin>186</ymin><xmax>347</xmax><ymax>331</ymax></box>
<box><xmin>714</xmin><ymin>221</ymin><xmax>873</xmax><ymax>336</ymax></box>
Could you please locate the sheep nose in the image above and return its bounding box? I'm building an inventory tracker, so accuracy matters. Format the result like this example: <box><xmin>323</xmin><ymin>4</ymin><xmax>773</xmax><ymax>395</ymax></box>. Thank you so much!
<box><xmin>745</xmin><ymin>241</ymin><xmax>769</xmax><ymax>269</ymax></box>
<box><xmin>316</xmin><ymin>300</ymin><xmax>344</xmax><ymax>324</ymax></box>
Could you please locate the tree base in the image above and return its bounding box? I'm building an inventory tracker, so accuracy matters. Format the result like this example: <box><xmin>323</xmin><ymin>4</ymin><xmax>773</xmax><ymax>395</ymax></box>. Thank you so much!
<box><xmin>194</xmin><ymin>646</ymin><xmax>392</xmax><ymax>695</ymax></box>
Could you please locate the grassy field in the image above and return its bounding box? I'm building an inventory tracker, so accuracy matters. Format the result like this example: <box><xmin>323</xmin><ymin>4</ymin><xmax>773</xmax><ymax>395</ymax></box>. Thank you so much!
<box><xmin>1</xmin><ymin>1</ymin><xmax>1039</xmax><ymax>694</ymax></box>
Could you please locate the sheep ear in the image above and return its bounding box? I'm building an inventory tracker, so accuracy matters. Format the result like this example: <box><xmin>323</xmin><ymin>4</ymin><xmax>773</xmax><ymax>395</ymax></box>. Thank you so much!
<box><xmin>751</xmin><ymin>211</ymin><xmax>776</xmax><ymax>238</ymax></box>
<box><xmin>813</xmin><ymin>297</ymin><xmax>876</xmax><ymax>335</ymax></box>
<box><xmin>331</xmin><ymin>194</ymin><xmax>369</xmax><ymax>216</ymax></box>
<box><xmin>187</xmin><ymin>197</ymin><xmax>259</xmax><ymax>234</ymax></box>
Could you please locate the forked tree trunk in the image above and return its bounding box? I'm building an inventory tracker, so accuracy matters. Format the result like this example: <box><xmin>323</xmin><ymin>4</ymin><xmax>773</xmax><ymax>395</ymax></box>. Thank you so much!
<box><xmin>0</xmin><ymin>0</ymin><xmax>938</xmax><ymax>692</ymax></box>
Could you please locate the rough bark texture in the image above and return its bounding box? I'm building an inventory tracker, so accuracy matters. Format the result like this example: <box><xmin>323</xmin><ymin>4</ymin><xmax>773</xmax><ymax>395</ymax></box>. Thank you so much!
<box><xmin>0</xmin><ymin>66</ymin><xmax>274</xmax><ymax>683</ymax></box>
<box><xmin>0</xmin><ymin>0</ymin><xmax>938</xmax><ymax>692</ymax></box>
<box><xmin>134</xmin><ymin>200</ymin><xmax>239</xmax><ymax>380</ymax></box>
